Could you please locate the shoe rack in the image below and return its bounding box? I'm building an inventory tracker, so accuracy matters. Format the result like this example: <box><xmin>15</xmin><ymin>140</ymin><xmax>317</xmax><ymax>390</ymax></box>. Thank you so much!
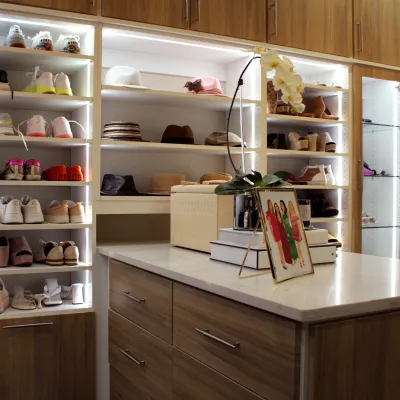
<box><xmin>0</xmin><ymin>10</ymin><xmax>95</xmax><ymax>318</ymax></box>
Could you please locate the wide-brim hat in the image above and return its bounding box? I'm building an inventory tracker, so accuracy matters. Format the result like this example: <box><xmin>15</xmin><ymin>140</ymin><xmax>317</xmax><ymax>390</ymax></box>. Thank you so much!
<box><xmin>205</xmin><ymin>131</ymin><xmax>247</xmax><ymax>147</ymax></box>
<box><xmin>104</xmin><ymin>66</ymin><xmax>149</xmax><ymax>90</ymax></box>
<box><xmin>148</xmin><ymin>173</ymin><xmax>186</xmax><ymax>195</ymax></box>
<box><xmin>101</xmin><ymin>174</ymin><xmax>143</xmax><ymax>196</ymax></box>
<box><xmin>161</xmin><ymin>125</ymin><xmax>194</xmax><ymax>145</ymax></box>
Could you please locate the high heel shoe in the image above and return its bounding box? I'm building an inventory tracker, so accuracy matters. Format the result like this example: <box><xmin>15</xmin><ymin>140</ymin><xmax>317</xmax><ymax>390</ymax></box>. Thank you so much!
<box><xmin>288</xmin><ymin>132</ymin><xmax>308</xmax><ymax>151</ymax></box>
<box><xmin>307</xmin><ymin>132</ymin><xmax>318</xmax><ymax>152</ymax></box>
<box><xmin>61</xmin><ymin>283</ymin><xmax>84</xmax><ymax>304</ymax></box>
<box><xmin>318</xmin><ymin>132</ymin><xmax>336</xmax><ymax>152</ymax></box>
<box><xmin>310</xmin><ymin>96</ymin><xmax>339</xmax><ymax>120</ymax></box>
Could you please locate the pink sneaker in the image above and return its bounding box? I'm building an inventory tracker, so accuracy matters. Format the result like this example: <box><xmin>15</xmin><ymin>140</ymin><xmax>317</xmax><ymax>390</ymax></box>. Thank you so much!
<box><xmin>1</xmin><ymin>158</ymin><xmax>24</xmax><ymax>180</ymax></box>
<box><xmin>24</xmin><ymin>159</ymin><xmax>42</xmax><ymax>181</ymax></box>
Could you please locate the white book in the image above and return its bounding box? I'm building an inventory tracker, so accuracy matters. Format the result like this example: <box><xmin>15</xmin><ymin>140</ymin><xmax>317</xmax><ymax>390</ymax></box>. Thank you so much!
<box><xmin>304</xmin><ymin>228</ymin><xmax>329</xmax><ymax>245</ymax></box>
<box><xmin>210</xmin><ymin>241</ymin><xmax>337</xmax><ymax>270</ymax></box>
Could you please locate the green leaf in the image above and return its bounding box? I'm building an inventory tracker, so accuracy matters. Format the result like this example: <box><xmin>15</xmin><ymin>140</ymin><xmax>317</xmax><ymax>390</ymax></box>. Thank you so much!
<box><xmin>262</xmin><ymin>174</ymin><xmax>282</xmax><ymax>186</ymax></box>
<box><xmin>244</xmin><ymin>171</ymin><xmax>263</xmax><ymax>186</ymax></box>
<box><xmin>214</xmin><ymin>182</ymin><xmax>242</xmax><ymax>195</ymax></box>
<box><xmin>274</xmin><ymin>170</ymin><xmax>291</xmax><ymax>181</ymax></box>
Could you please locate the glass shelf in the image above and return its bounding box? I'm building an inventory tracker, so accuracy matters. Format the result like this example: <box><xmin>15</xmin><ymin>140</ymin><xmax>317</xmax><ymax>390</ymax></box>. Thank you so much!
<box><xmin>362</xmin><ymin>225</ymin><xmax>400</xmax><ymax>229</ymax></box>
<box><xmin>364</xmin><ymin>175</ymin><xmax>400</xmax><ymax>178</ymax></box>
<box><xmin>363</xmin><ymin>122</ymin><xmax>400</xmax><ymax>133</ymax></box>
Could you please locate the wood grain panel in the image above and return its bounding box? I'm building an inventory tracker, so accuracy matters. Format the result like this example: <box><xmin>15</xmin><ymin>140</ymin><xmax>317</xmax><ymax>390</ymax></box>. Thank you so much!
<box><xmin>309</xmin><ymin>310</ymin><xmax>400</xmax><ymax>400</ymax></box>
<box><xmin>109</xmin><ymin>310</ymin><xmax>173</xmax><ymax>400</ymax></box>
<box><xmin>109</xmin><ymin>259</ymin><xmax>172</xmax><ymax>343</ymax></box>
<box><xmin>173</xmin><ymin>348</ymin><xmax>264</xmax><ymax>400</ymax></box>
<box><xmin>173</xmin><ymin>283</ymin><xmax>300</xmax><ymax>400</ymax></box>
<box><xmin>190</xmin><ymin>0</ymin><xmax>266</xmax><ymax>42</ymax></box>
<box><xmin>102</xmin><ymin>0</ymin><xmax>188</xmax><ymax>29</ymax></box>
<box><xmin>110</xmin><ymin>367</ymin><xmax>147</xmax><ymax>400</ymax></box>
<box><xmin>0</xmin><ymin>0</ymin><xmax>96</xmax><ymax>15</ymax></box>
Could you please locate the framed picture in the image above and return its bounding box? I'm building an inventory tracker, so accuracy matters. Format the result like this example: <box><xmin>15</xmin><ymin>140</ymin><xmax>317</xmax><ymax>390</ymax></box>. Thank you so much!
<box><xmin>256</xmin><ymin>187</ymin><xmax>314</xmax><ymax>283</ymax></box>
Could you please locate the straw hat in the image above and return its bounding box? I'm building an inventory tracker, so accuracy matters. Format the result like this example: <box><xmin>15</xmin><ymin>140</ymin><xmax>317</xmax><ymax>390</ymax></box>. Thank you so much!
<box><xmin>199</xmin><ymin>173</ymin><xmax>232</xmax><ymax>184</ymax></box>
<box><xmin>148</xmin><ymin>174</ymin><xmax>185</xmax><ymax>195</ymax></box>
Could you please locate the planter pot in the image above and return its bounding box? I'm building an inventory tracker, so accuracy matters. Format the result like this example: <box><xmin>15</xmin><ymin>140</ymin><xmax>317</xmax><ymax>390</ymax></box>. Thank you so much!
<box><xmin>234</xmin><ymin>193</ymin><xmax>261</xmax><ymax>231</ymax></box>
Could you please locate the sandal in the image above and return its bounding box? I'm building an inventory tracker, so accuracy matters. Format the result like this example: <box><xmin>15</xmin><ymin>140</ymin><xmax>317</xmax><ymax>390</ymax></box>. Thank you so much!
<box><xmin>307</xmin><ymin>132</ymin><xmax>318</xmax><ymax>152</ymax></box>
<box><xmin>8</xmin><ymin>236</ymin><xmax>33</xmax><ymax>266</ymax></box>
<box><xmin>11</xmin><ymin>285</ymin><xmax>36</xmax><ymax>310</ymax></box>
<box><xmin>43</xmin><ymin>278</ymin><xmax>63</xmax><ymax>306</ymax></box>
<box><xmin>61</xmin><ymin>283</ymin><xmax>84</xmax><ymax>304</ymax></box>
<box><xmin>288</xmin><ymin>132</ymin><xmax>308</xmax><ymax>151</ymax></box>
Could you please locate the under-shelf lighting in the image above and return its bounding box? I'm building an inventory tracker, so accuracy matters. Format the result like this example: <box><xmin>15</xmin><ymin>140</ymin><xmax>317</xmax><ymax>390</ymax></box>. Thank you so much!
<box><xmin>392</xmin><ymin>82</ymin><xmax>399</xmax><ymax>258</ymax></box>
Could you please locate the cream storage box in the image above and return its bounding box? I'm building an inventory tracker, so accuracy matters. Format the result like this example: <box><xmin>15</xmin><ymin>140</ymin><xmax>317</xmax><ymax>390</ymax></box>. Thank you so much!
<box><xmin>171</xmin><ymin>185</ymin><xmax>233</xmax><ymax>253</ymax></box>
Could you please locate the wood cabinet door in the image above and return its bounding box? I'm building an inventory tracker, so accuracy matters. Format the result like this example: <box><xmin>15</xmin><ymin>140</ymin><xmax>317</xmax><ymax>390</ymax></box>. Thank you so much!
<box><xmin>354</xmin><ymin>0</ymin><xmax>400</xmax><ymax>66</ymax></box>
<box><xmin>102</xmin><ymin>0</ymin><xmax>189</xmax><ymax>29</ymax></box>
<box><xmin>189</xmin><ymin>0</ymin><xmax>266</xmax><ymax>42</ymax></box>
<box><xmin>0</xmin><ymin>0</ymin><xmax>96</xmax><ymax>15</ymax></box>
<box><xmin>267</xmin><ymin>0</ymin><xmax>352</xmax><ymax>57</ymax></box>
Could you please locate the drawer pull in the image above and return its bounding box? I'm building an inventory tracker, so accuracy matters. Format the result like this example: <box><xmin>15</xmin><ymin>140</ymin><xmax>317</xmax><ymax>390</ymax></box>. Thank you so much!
<box><xmin>3</xmin><ymin>322</ymin><xmax>53</xmax><ymax>329</ymax></box>
<box><xmin>118</xmin><ymin>348</ymin><xmax>145</xmax><ymax>366</ymax></box>
<box><xmin>121</xmin><ymin>291</ymin><xmax>146</xmax><ymax>304</ymax></box>
<box><xmin>195</xmin><ymin>328</ymin><xmax>240</xmax><ymax>349</ymax></box>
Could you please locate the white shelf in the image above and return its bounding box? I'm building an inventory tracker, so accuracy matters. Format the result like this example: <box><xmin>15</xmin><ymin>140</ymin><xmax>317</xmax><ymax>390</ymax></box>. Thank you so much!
<box><xmin>0</xmin><ymin>136</ymin><xmax>91</xmax><ymax>148</ymax></box>
<box><xmin>267</xmin><ymin>114</ymin><xmax>347</xmax><ymax>128</ymax></box>
<box><xmin>293</xmin><ymin>185</ymin><xmax>348</xmax><ymax>190</ymax></box>
<box><xmin>0</xmin><ymin>181</ymin><xmax>91</xmax><ymax>187</ymax></box>
<box><xmin>267</xmin><ymin>149</ymin><xmax>348</xmax><ymax>158</ymax></box>
<box><xmin>101</xmin><ymin>140</ymin><xmax>259</xmax><ymax>154</ymax></box>
<box><xmin>311</xmin><ymin>217</ymin><xmax>348</xmax><ymax>223</ymax></box>
<box><xmin>0</xmin><ymin>223</ymin><xmax>92</xmax><ymax>231</ymax></box>
<box><xmin>301</xmin><ymin>83</ymin><xmax>349</xmax><ymax>99</ymax></box>
<box><xmin>0</xmin><ymin>46</ymin><xmax>93</xmax><ymax>74</ymax></box>
<box><xmin>0</xmin><ymin>301</ymin><xmax>94</xmax><ymax>320</ymax></box>
<box><xmin>0</xmin><ymin>91</ymin><xmax>92</xmax><ymax>112</ymax></box>
<box><xmin>97</xmin><ymin>197</ymin><xmax>170</xmax><ymax>215</ymax></box>
<box><xmin>102</xmin><ymin>85</ymin><xmax>261</xmax><ymax>112</ymax></box>
<box><xmin>0</xmin><ymin>263</ymin><xmax>92</xmax><ymax>276</ymax></box>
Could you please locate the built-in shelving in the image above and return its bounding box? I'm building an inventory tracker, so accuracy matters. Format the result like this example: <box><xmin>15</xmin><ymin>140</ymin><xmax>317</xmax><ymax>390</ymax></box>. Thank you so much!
<box><xmin>0</xmin><ymin>181</ymin><xmax>91</xmax><ymax>187</ymax></box>
<box><xmin>267</xmin><ymin>149</ymin><xmax>348</xmax><ymax>158</ymax></box>
<box><xmin>0</xmin><ymin>223</ymin><xmax>92</xmax><ymax>231</ymax></box>
<box><xmin>0</xmin><ymin>263</ymin><xmax>92</xmax><ymax>276</ymax></box>
<box><xmin>97</xmin><ymin>197</ymin><xmax>170</xmax><ymax>215</ymax></box>
<box><xmin>311</xmin><ymin>217</ymin><xmax>348</xmax><ymax>223</ymax></box>
<box><xmin>267</xmin><ymin>114</ymin><xmax>347</xmax><ymax>128</ymax></box>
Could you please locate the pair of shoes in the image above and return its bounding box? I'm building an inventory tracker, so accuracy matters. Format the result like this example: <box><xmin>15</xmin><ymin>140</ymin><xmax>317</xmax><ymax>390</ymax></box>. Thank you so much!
<box><xmin>308</xmin><ymin>96</ymin><xmax>339</xmax><ymax>120</ymax></box>
<box><xmin>43</xmin><ymin>200</ymin><xmax>85</xmax><ymax>224</ymax></box>
<box><xmin>0</xmin><ymin>236</ymin><xmax>33</xmax><ymax>266</ymax></box>
<box><xmin>0</xmin><ymin>196</ymin><xmax>44</xmax><ymax>224</ymax></box>
<box><xmin>310</xmin><ymin>194</ymin><xmax>339</xmax><ymax>218</ymax></box>
<box><xmin>35</xmin><ymin>240</ymin><xmax>79</xmax><ymax>266</ymax></box>
<box><xmin>1</xmin><ymin>159</ymin><xmax>42</xmax><ymax>181</ymax></box>
<box><xmin>0</xmin><ymin>279</ymin><xmax>9</xmax><ymax>313</ymax></box>
<box><xmin>24</xmin><ymin>66</ymin><xmax>73</xmax><ymax>96</ymax></box>
<box><xmin>43</xmin><ymin>165</ymin><xmax>84</xmax><ymax>181</ymax></box>
<box><xmin>44</xmin><ymin>279</ymin><xmax>84</xmax><ymax>306</ymax></box>
<box><xmin>288</xmin><ymin>132</ymin><xmax>336</xmax><ymax>152</ymax></box>
<box><xmin>267</xmin><ymin>133</ymin><xmax>287</xmax><ymax>149</ymax></box>
<box><xmin>17</xmin><ymin>115</ymin><xmax>83</xmax><ymax>139</ymax></box>
<box><xmin>296</xmin><ymin>165</ymin><xmax>335</xmax><ymax>185</ymax></box>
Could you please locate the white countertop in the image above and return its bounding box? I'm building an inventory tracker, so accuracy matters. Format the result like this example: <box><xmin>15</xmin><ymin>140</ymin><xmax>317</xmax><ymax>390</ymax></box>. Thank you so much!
<box><xmin>98</xmin><ymin>243</ymin><xmax>400</xmax><ymax>322</ymax></box>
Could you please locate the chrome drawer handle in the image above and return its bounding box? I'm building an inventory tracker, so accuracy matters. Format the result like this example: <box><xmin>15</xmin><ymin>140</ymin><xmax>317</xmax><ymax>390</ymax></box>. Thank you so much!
<box><xmin>118</xmin><ymin>348</ymin><xmax>145</xmax><ymax>366</ymax></box>
<box><xmin>121</xmin><ymin>291</ymin><xmax>146</xmax><ymax>303</ymax></box>
<box><xmin>195</xmin><ymin>328</ymin><xmax>240</xmax><ymax>349</ymax></box>
<box><xmin>3</xmin><ymin>322</ymin><xmax>54</xmax><ymax>329</ymax></box>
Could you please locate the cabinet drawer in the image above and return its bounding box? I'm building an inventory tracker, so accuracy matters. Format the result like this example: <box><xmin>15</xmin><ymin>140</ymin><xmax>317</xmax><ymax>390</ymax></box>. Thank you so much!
<box><xmin>173</xmin><ymin>348</ymin><xmax>263</xmax><ymax>400</ymax></box>
<box><xmin>109</xmin><ymin>259</ymin><xmax>172</xmax><ymax>343</ymax></box>
<box><xmin>109</xmin><ymin>310</ymin><xmax>173</xmax><ymax>400</ymax></box>
<box><xmin>173</xmin><ymin>283</ymin><xmax>300</xmax><ymax>400</ymax></box>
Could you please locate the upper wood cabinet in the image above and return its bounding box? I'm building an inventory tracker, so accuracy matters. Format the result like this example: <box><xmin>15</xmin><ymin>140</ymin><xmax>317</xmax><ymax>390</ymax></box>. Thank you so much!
<box><xmin>267</xmin><ymin>0</ymin><xmax>352</xmax><ymax>57</ymax></box>
<box><xmin>354</xmin><ymin>0</ymin><xmax>400</xmax><ymax>66</ymax></box>
<box><xmin>0</xmin><ymin>0</ymin><xmax>96</xmax><ymax>15</ymax></box>
<box><xmin>189</xmin><ymin>0</ymin><xmax>266</xmax><ymax>42</ymax></box>
<box><xmin>102</xmin><ymin>0</ymin><xmax>189</xmax><ymax>29</ymax></box>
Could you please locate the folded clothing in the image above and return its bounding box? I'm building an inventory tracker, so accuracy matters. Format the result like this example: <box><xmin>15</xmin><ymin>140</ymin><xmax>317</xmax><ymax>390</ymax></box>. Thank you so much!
<box><xmin>103</xmin><ymin>121</ymin><xmax>145</xmax><ymax>141</ymax></box>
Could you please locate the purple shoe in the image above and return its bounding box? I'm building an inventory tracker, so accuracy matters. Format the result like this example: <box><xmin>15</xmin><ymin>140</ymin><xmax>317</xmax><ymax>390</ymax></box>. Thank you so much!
<box><xmin>364</xmin><ymin>161</ymin><xmax>376</xmax><ymax>176</ymax></box>
<box><xmin>1</xmin><ymin>158</ymin><xmax>24</xmax><ymax>180</ymax></box>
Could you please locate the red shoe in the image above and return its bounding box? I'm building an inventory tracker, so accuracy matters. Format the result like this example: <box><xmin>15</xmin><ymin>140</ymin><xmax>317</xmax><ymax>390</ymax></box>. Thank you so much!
<box><xmin>43</xmin><ymin>165</ymin><xmax>67</xmax><ymax>181</ymax></box>
<box><xmin>67</xmin><ymin>165</ymin><xmax>83</xmax><ymax>181</ymax></box>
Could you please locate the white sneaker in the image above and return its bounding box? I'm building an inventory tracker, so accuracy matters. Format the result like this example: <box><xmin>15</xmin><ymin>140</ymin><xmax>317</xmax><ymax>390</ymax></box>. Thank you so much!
<box><xmin>0</xmin><ymin>196</ymin><xmax>23</xmax><ymax>224</ymax></box>
<box><xmin>29</xmin><ymin>31</ymin><xmax>54</xmax><ymax>51</ymax></box>
<box><xmin>0</xmin><ymin>113</ymin><xmax>15</xmax><ymax>135</ymax></box>
<box><xmin>20</xmin><ymin>196</ymin><xmax>44</xmax><ymax>224</ymax></box>
<box><xmin>54</xmin><ymin>34</ymin><xmax>80</xmax><ymax>54</ymax></box>
<box><xmin>51</xmin><ymin>117</ymin><xmax>73</xmax><ymax>138</ymax></box>
<box><xmin>24</xmin><ymin>66</ymin><xmax>56</xmax><ymax>94</ymax></box>
<box><xmin>17</xmin><ymin>115</ymin><xmax>48</xmax><ymax>138</ymax></box>
<box><xmin>324</xmin><ymin>165</ymin><xmax>336</xmax><ymax>185</ymax></box>
<box><xmin>54</xmin><ymin>73</ymin><xmax>73</xmax><ymax>96</ymax></box>
<box><xmin>5</xmin><ymin>25</ymin><xmax>26</xmax><ymax>48</ymax></box>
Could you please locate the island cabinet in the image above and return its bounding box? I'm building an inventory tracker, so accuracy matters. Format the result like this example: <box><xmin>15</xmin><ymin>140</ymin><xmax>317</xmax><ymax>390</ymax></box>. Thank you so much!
<box><xmin>0</xmin><ymin>0</ymin><xmax>96</xmax><ymax>15</ymax></box>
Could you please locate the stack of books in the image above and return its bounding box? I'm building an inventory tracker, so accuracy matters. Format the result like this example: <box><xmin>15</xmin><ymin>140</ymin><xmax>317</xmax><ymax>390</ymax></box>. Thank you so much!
<box><xmin>210</xmin><ymin>228</ymin><xmax>337</xmax><ymax>270</ymax></box>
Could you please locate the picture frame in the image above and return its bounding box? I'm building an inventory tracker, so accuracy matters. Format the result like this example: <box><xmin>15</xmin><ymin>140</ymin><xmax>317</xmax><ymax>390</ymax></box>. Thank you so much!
<box><xmin>254</xmin><ymin>187</ymin><xmax>314</xmax><ymax>283</ymax></box>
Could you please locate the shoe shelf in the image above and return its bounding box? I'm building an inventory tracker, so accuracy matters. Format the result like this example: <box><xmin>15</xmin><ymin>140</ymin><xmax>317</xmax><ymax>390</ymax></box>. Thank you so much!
<box><xmin>0</xmin><ymin>181</ymin><xmax>91</xmax><ymax>187</ymax></box>
<box><xmin>0</xmin><ymin>262</ymin><xmax>92</xmax><ymax>276</ymax></box>
<box><xmin>0</xmin><ymin>301</ymin><xmax>94</xmax><ymax>320</ymax></box>
<box><xmin>102</xmin><ymin>86</ymin><xmax>261</xmax><ymax>112</ymax></box>
<box><xmin>0</xmin><ymin>223</ymin><xmax>92</xmax><ymax>231</ymax></box>
<box><xmin>0</xmin><ymin>46</ymin><xmax>94</xmax><ymax>75</ymax></box>
<box><xmin>100</xmin><ymin>140</ymin><xmax>260</xmax><ymax>155</ymax></box>
<box><xmin>311</xmin><ymin>217</ymin><xmax>348</xmax><ymax>223</ymax></box>
<box><xmin>97</xmin><ymin>197</ymin><xmax>170</xmax><ymax>215</ymax></box>
<box><xmin>0</xmin><ymin>136</ymin><xmax>92</xmax><ymax>148</ymax></box>
<box><xmin>266</xmin><ymin>149</ymin><xmax>349</xmax><ymax>158</ymax></box>
<box><xmin>0</xmin><ymin>91</ymin><xmax>93</xmax><ymax>112</ymax></box>
<box><xmin>267</xmin><ymin>114</ymin><xmax>347</xmax><ymax>128</ymax></box>
<box><xmin>294</xmin><ymin>185</ymin><xmax>349</xmax><ymax>190</ymax></box>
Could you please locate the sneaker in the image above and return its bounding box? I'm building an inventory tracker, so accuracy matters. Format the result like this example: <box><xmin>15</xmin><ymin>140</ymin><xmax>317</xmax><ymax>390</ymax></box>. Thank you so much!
<box><xmin>54</xmin><ymin>73</ymin><xmax>73</xmax><ymax>96</ymax></box>
<box><xmin>67</xmin><ymin>165</ymin><xmax>84</xmax><ymax>181</ymax></box>
<box><xmin>60</xmin><ymin>241</ymin><xmax>79</xmax><ymax>265</ymax></box>
<box><xmin>43</xmin><ymin>165</ymin><xmax>68</xmax><ymax>181</ymax></box>
<box><xmin>0</xmin><ymin>113</ymin><xmax>15</xmax><ymax>135</ymax></box>
<box><xmin>0</xmin><ymin>196</ymin><xmax>23</xmax><ymax>224</ymax></box>
<box><xmin>43</xmin><ymin>200</ymin><xmax>69</xmax><ymax>224</ymax></box>
<box><xmin>24</xmin><ymin>159</ymin><xmax>42</xmax><ymax>181</ymax></box>
<box><xmin>34</xmin><ymin>240</ymin><xmax>63</xmax><ymax>266</ymax></box>
<box><xmin>1</xmin><ymin>159</ymin><xmax>24</xmax><ymax>180</ymax></box>
<box><xmin>51</xmin><ymin>117</ymin><xmax>73</xmax><ymax>138</ymax></box>
<box><xmin>66</xmin><ymin>201</ymin><xmax>85</xmax><ymax>223</ymax></box>
<box><xmin>0</xmin><ymin>71</ymin><xmax>10</xmax><ymax>91</ymax></box>
<box><xmin>54</xmin><ymin>34</ymin><xmax>80</xmax><ymax>54</ymax></box>
<box><xmin>20</xmin><ymin>196</ymin><xmax>44</xmax><ymax>224</ymax></box>
<box><xmin>5</xmin><ymin>25</ymin><xmax>26</xmax><ymax>48</ymax></box>
<box><xmin>24</xmin><ymin>66</ymin><xmax>56</xmax><ymax>94</ymax></box>
<box><xmin>22</xmin><ymin>115</ymin><xmax>48</xmax><ymax>137</ymax></box>
<box><xmin>30</xmin><ymin>31</ymin><xmax>54</xmax><ymax>51</ymax></box>
<box><xmin>297</xmin><ymin>165</ymin><xmax>327</xmax><ymax>185</ymax></box>
<box><xmin>324</xmin><ymin>165</ymin><xmax>336</xmax><ymax>185</ymax></box>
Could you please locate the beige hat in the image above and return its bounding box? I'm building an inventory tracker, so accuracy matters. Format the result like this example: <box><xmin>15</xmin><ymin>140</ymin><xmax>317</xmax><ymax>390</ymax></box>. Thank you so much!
<box><xmin>205</xmin><ymin>131</ymin><xmax>247</xmax><ymax>147</ymax></box>
<box><xmin>200</xmin><ymin>173</ymin><xmax>232</xmax><ymax>184</ymax></box>
<box><xmin>148</xmin><ymin>174</ymin><xmax>185</xmax><ymax>195</ymax></box>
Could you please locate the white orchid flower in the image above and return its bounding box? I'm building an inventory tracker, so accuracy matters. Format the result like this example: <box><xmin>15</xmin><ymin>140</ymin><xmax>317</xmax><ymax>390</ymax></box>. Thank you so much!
<box><xmin>281</xmin><ymin>91</ymin><xmax>303</xmax><ymax>105</ymax></box>
<box><xmin>281</xmin><ymin>56</ymin><xmax>295</xmax><ymax>73</ymax></box>
<box><xmin>262</xmin><ymin>50</ymin><xmax>281</xmax><ymax>72</ymax></box>
<box><xmin>292</xmin><ymin>103</ymin><xmax>306</xmax><ymax>114</ymax></box>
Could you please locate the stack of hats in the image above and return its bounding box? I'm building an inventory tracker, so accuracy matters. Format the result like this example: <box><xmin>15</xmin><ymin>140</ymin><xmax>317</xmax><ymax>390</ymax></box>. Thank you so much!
<box><xmin>103</xmin><ymin>121</ymin><xmax>145</xmax><ymax>142</ymax></box>
<box><xmin>184</xmin><ymin>76</ymin><xmax>223</xmax><ymax>95</ymax></box>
